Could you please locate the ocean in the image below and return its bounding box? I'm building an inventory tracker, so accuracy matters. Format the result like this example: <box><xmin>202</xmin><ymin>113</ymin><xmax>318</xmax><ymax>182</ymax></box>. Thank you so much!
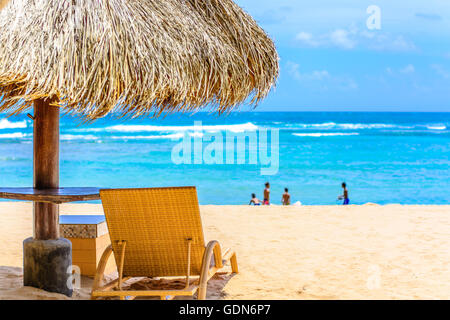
<box><xmin>0</xmin><ymin>112</ymin><xmax>449</xmax><ymax>205</ymax></box>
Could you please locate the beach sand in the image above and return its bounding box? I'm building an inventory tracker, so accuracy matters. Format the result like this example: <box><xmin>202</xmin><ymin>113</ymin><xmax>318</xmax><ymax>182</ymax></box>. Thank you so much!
<box><xmin>0</xmin><ymin>202</ymin><xmax>449</xmax><ymax>300</ymax></box>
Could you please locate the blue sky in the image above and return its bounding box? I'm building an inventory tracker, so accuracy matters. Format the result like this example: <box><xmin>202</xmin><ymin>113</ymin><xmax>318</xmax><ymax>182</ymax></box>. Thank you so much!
<box><xmin>235</xmin><ymin>0</ymin><xmax>450</xmax><ymax>111</ymax></box>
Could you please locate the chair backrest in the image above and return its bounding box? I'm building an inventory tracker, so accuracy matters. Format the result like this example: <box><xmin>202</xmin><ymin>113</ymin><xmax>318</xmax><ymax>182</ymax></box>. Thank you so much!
<box><xmin>100</xmin><ymin>187</ymin><xmax>205</xmax><ymax>277</ymax></box>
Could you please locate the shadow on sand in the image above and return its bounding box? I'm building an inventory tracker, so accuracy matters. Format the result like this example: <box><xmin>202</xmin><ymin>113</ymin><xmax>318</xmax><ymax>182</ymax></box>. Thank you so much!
<box><xmin>0</xmin><ymin>266</ymin><xmax>236</xmax><ymax>300</ymax></box>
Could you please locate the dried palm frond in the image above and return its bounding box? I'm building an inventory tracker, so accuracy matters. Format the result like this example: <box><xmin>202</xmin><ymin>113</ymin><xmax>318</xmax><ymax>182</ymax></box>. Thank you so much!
<box><xmin>0</xmin><ymin>0</ymin><xmax>10</xmax><ymax>11</ymax></box>
<box><xmin>0</xmin><ymin>0</ymin><xmax>279</xmax><ymax>120</ymax></box>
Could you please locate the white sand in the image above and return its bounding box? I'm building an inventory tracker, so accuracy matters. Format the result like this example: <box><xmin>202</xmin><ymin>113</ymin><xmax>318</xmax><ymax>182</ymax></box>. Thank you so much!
<box><xmin>0</xmin><ymin>202</ymin><xmax>449</xmax><ymax>300</ymax></box>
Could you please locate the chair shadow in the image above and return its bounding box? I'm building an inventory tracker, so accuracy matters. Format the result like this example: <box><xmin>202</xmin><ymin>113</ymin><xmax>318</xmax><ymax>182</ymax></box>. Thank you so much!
<box><xmin>119</xmin><ymin>271</ymin><xmax>238</xmax><ymax>300</ymax></box>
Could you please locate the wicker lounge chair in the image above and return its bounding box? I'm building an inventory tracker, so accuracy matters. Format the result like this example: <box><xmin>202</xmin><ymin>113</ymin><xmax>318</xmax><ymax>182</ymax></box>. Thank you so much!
<box><xmin>91</xmin><ymin>187</ymin><xmax>238</xmax><ymax>300</ymax></box>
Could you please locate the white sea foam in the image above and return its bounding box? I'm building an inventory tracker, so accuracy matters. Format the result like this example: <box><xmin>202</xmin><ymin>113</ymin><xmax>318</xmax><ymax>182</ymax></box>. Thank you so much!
<box><xmin>427</xmin><ymin>125</ymin><xmax>446</xmax><ymax>130</ymax></box>
<box><xmin>285</xmin><ymin>122</ymin><xmax>336</xmax><ymax>129</ymax></box>
<box><xmin>338</xmin><ymin>123</ymin><xmax>397</xmax><ymax>129</ymax></box>
<box><xmin>0</xmin><ymin>132</ymin><xmax>27</xmax><ymax>139</ymax></box>
<box><xmin>309</xmin><ymin>122</ymin><xmax>337</xmax><ymax>128</ymax></box>
<box><xmin>292</xmin><ymin>132</ymin><xmax>360</xmax><ymax>137</ymax></box>
<box><xmin>113</xmin><ymin>132</ymin><xmax>206</xmax><ymax>140</ymax></box>
<box><xmin>70</xmin><ymin>121</ymin><xmax>421</xmax><ymax>135</ymax></box>
<box><xmin>189</xmin><ymin>132</ymin><xmax>204</xmax><ymax>138</ymax></box>
<box><xmin>62</xmin><ymin>132</ymin><xmax>205</xmax><ymax>141</ymax></box>
<box><xmin>0</xmin><ymin>119</ymin><xmax>27</xmax><ymax>129</ymax></box>
<box><xmin>110</xmin><ymin>133</ymin><xmax>185</xmax><ymax>140</ymax></box>
<box><xmin>78</xmin><ymin>122</ymin><xmax>258</xmax><ymax>133</ymax></box>
<box><xmin>287</xmin><ymin>123</ymin><xmax>399</xmax><ymax>130</ymax></box>
<box><xmin>61</xmin><ymin>134</ymin><xmax>99</xmax><ymax>141</ymax></box>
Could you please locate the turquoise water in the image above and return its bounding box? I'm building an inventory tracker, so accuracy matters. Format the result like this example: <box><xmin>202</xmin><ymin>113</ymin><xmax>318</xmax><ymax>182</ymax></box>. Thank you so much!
<box><xmin>0</xmin><ymin>112</ymin><xmax>449</xmax><ymax>205</ymax></box>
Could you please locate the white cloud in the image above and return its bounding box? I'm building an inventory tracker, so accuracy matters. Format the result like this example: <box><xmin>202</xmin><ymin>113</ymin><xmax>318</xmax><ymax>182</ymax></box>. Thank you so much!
<box><xmin>400</xmin><ymin>64</ymin><xmax>415</xmax><ymax>74</ymax></box>
<box><xmin>368</xmin><ymin>35</ymin><xmax>416</xmax><ymax>52</ymax></box>
<box><xmin>385</xmin><ymin>65</ymin><xmax>416</xmax><ymax>75</ymax></box>
<box><xmin>286</xmin><ymin>61</ymin><xmax>357</xmax><ymax>91</ymax></box>
<box><xmin>287</xmin><ymin>62</ymin><xmax>330</xmax><ymax>81</ymax></box>
<box><xmin>295</xmin><ymin>28</ymin><xmax>357</xmax><ymax>50</ymax></box>
<box><xmin>286</xmin><ymin>61</ymin><xmax>300</xmax><ymax>77</ymax></box>
<box><xmin>295</xmin><ymin>32</ymin><xmax>319</xmax><ymax>47</ymax></box>
<box><xmin>309</xmin><ymin>70</ymin><xmax>331</xmax><ymax>81</ymax></box>
<box><xmin>296</xmin><ymin>32</ymin><xmax>313</xmax><ymax>42</ymax></box>
<box><xmin>330</xmin><ymin>29</ymin><xmax>356</xmax><ymax>49</ymax></box>
<box><xmin>295</xmin><ymin>26</ymin><xmax>416</xmax><ymax>52</ymax></box>
<box><xmin>431</xmin><ymin>64</ymin><xmax>450</xmax><ymax>79</ymax></box>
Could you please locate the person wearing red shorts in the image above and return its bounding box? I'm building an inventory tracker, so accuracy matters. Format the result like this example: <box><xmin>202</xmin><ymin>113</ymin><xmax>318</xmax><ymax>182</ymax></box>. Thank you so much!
<box><xmin>263</xmin><ymin>182</ymin><xmax>270</xmax><ymax>205</ymax></box>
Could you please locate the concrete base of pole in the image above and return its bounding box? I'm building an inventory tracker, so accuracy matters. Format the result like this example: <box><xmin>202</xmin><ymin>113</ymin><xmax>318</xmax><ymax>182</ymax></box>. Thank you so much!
<box><xmin>23</xmin><ymin>237</ymin><xmax>73</xmax><ymax>297</ymax></box>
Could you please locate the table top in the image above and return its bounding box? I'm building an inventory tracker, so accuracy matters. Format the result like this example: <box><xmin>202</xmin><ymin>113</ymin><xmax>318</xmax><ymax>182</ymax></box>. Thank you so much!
<box><xmin>0</xmin><ymin>187</ymin><xmax>101</xmax><ymax>204</ymax></box>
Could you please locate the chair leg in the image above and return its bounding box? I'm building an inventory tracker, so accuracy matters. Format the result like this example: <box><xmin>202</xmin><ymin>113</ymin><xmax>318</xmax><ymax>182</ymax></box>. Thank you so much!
<box><xmin>198</xmin><ymin>240</ymin><xmax>222</xmax><ymax>300</ymax></box>
<box><xmin>198</xmin><ymin>262</ymin><xmax>209</xmax><ymax>300</ymax></box>
<box><xmin>198</xmin><ymin>287</ymin><xmax>207</xmax><ymax>300</ymax></box>
<box><xmin>117</xmin><ymin>241</ymin><xmax>127</xmax><ymax>290</ymax></box>
<box><xmin>230</xmin><ymin>252</ymin><xmax>239</xmax><ymax>274</ymax></box>
<box><xmin>91</xmin><ymin>245</ymin><xmax>113</xmax><ymax>300</ymax></box>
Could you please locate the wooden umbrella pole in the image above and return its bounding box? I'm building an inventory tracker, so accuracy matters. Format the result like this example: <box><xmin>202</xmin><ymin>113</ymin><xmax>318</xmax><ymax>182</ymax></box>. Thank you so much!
<box><xmin>33</xmin><ymin>98</ymin><xmax>60</xmax><ymax>240</ymax></box>
<box><xmin>24</xmin><ymin>98</ymin><xmax>72</xmax><ymax>296</ymax></box>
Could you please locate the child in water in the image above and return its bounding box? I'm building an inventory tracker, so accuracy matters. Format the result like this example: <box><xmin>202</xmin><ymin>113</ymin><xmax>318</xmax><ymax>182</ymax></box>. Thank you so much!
<box><xmin>249</xmin><ymin>193</ymin><xmax>261</xmax><ymax>206</ymax></box>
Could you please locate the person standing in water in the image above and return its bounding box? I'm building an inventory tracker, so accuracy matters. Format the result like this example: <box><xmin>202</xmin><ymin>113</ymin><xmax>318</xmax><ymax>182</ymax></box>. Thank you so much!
<box><xmin>338</xmin><ymin>182</ymin><xmax>350</xmax><ymax>205</ymax></box>
<box><xmin>282</xmin><ymin>188</ymin><xmax>291</xmax><ymax>205</ymax></box>
<box><xmin>263</xmin><ymin>182</ymin><xmax>270</xmax><ymax>205</ymax></box>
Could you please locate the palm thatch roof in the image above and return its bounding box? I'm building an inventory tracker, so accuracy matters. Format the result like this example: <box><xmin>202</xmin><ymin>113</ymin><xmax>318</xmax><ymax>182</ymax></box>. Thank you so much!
<box><xmin>0</xmin><ymin>0</ymin><xmax>279</xmax><ymax>120</ymax></box>
<box><xmin>0</xmin><ymin>0</ymin><xmax>9</xmax><ymax>11</ymax></box>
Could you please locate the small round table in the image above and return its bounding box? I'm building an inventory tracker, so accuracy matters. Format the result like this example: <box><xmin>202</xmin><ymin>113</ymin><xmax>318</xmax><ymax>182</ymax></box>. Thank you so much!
<box><xmin>0</xmin><ymin>187</ymin><xmax>100</xmax><ymax>204</ymax></box>
<box><xmin>0</xmin><ymin>187</ymin><xmax>101</xmax><ymax>296</ymax></box>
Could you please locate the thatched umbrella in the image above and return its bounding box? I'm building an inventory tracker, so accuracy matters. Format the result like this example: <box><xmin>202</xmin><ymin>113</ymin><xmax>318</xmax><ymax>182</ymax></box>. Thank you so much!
<box><xmin>0</xmin><ymin>0</ymin><xmax>278</xmax><ymax>295</ymax></box>
<box><xmin>0</xmin><ymin>0</ymin><xmax>278</xmax><ymax>119</ymax></box>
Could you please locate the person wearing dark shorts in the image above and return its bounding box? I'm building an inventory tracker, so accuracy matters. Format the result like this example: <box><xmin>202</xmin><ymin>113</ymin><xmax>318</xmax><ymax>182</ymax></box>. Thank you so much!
<box><xmin>338</xmin><ymin>182</ymin><xmax>350</xmax><ymax>205</ymax></box>
<box><xmin>249</xmin><ymin>193</ymin><xmax>261</xmax><ymax>206</ymax></box>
